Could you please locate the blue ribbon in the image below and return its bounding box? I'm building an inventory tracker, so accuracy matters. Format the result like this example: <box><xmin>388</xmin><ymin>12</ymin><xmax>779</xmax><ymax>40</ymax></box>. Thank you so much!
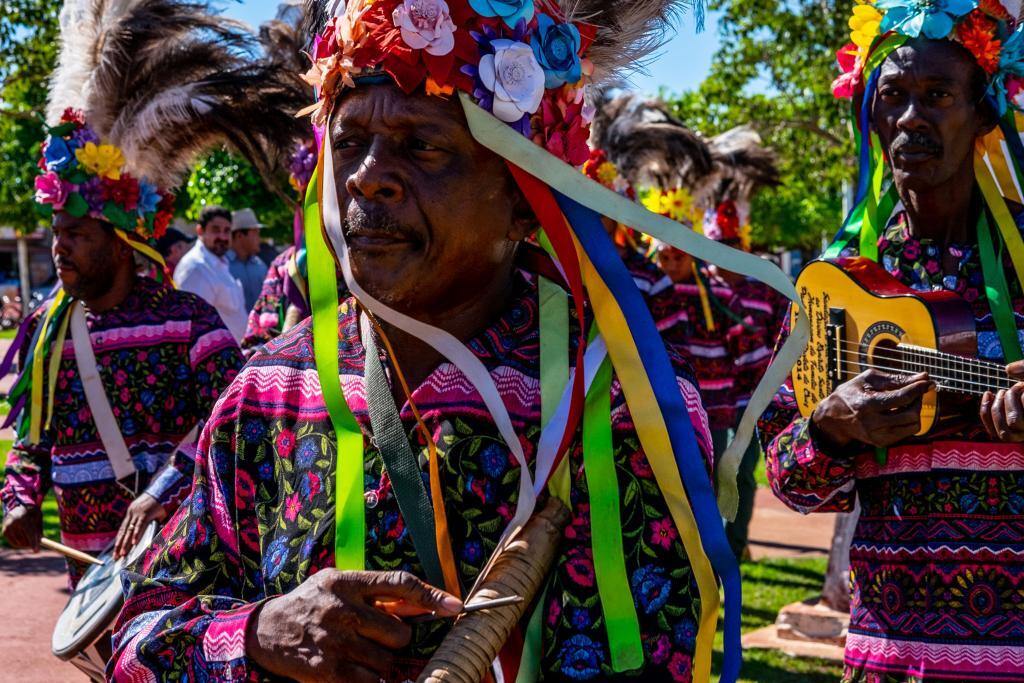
<box><xmin>555</xmin><ymin>191</ymin><xmax>742</xmax><ymax>683</ymax></box>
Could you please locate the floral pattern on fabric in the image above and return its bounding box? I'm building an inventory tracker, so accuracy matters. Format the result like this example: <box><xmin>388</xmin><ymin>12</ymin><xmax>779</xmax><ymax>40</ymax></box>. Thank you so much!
<box><xmin>241</xmin><ymin>247</ymin><xmax>294</xmax><ymax>355</ymax></box>
<box><xmin>759</xmin><ymin>211</ymin><xmax>1024</xmax><ymax>682</ymax></box>
<box><xmin>1</xmin><ymin>276</ymin><xmax>242</xmax><ymax>586</ymax></box>
<box><xmin>110</xmin><ymin>275</ymin><xmax>713</xmax><ymax>682</ymax></box>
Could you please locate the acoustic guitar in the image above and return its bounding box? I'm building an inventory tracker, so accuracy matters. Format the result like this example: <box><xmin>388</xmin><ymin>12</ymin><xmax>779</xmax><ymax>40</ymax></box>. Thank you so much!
<box><xmin>792</xmin><ymin>256</ymin><xmax>1019</xmax><ymax>435</ymax></box>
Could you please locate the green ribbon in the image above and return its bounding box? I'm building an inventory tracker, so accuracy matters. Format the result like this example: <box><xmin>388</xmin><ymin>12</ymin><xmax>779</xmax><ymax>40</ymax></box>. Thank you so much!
<box><xmin>304</xmin><ymin>169</ymin><xmax>367</xmax><ymax>571</ymax></box>
<box><xmin>977</xmin><ymin>210</ymin><xmax>1023</xmax><ymax>363</ymax></box>
<box><xmin>583</xmin><ymin>353</ymin><xmax>644</xmax><ymax>672</ymax></box>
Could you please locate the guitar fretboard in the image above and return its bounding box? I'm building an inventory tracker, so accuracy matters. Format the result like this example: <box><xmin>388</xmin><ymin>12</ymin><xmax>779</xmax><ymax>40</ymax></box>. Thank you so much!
<box><xmin>898</xmin><ymin>343</ymin><xmax>1016</xmax><ymax>396</ymax></box>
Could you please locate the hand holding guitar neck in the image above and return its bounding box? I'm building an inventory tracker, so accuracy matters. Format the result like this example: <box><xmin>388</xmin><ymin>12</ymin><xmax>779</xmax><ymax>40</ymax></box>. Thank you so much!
<box><xmin>980</xmin><ymin>361</ymin><xmax>1024</xmax><ymax>443</ymax></box>
<box><xmin>812</xmin><ymin>370</ymin><xmax>935</xmax><ymax>450</ymax></box>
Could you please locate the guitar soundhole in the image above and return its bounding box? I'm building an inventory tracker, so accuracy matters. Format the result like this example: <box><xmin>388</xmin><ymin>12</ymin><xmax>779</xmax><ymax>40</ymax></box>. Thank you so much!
<box><xmin>861</xmin><ymin>321</ymin><xmax>906</xmax><ymax>377</ymax></box>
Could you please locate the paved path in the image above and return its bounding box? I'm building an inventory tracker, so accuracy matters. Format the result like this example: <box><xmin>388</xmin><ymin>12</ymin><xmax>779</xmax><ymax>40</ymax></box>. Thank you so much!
<box><xmin>748</xmin><ymin>488</ymin><xmax>835</xmax><ymax>560</ymax></box>
<box><xmin>0</xmin><ymin>549</ymin><xmax>85</xmax><ymax>681</ymax></box>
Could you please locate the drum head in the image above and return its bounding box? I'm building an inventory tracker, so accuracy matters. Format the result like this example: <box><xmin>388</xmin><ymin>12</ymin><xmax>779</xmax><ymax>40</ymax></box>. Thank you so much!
<box><xmin>51</xmin><ymin>522</ymin><xmax>157</xmax><ymax>660</ymax></box>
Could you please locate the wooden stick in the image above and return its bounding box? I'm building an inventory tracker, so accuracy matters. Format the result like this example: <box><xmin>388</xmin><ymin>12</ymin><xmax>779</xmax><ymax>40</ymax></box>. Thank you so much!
<box><xmin>40</xmin><ymin>538</ymin><xmax>105</xmax><ymax>567</ymax></box>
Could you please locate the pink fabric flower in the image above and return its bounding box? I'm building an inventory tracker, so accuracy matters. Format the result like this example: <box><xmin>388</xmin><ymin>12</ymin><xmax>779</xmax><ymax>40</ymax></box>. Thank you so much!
<box><xmin>831</xmin><ymin>44</ymin><xmax>863</xmax><ymax>99</ymax></box>
<box><xmin>392</xmin><ymin>0</ymin><xmax>456</xmax><ymax>56</ymax></box>
<box><xmin>1008</xmin><ymin>76</ymin><xmax>1024</xmax><ymax>110</ymax></box>
<box><xmin>284</xmin><ymin>492</ymin><xmax>302</xmax><ymax>522</ymax></box>
<box><xmin>649</xmin><ymin>517</ymin><xmax>678</xmax><ymax>550</ymax></box>
<box><xmin>34</xmin><ymin>171</ymin><xmax>70</xmax><ymax>210</ymax></box>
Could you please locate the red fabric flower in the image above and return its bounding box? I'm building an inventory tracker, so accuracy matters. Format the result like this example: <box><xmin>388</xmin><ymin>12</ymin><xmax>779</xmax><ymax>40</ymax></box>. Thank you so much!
<box><xmin>59</xmin><ymin>108</ymin><xmax>86</xmax><ymax>127</ymax></box>
<box><xmin>716</xmin><ymin>200</ymin><xmax>740</xmax><ymax>241</ymax></box>
<box><xmin>533</xmin><ymin>88</ymin><xmax>590</xmax><ymax>166</ymax></box>
<box><xmin>101</xmin><ymin>174</ymin><xmax>140</xmax><ymax>211</ymax></box>
<box><xmin>831</xmin><ymin>44</ymin><xmax>863</xmax><ymax>99</ymax></box>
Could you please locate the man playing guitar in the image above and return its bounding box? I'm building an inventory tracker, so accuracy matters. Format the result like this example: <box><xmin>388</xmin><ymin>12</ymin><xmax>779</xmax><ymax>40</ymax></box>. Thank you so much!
<box><xmin>759</xmin><ymin>23</ymin><xmax>1024</xmax><ymax>683</ymax></box>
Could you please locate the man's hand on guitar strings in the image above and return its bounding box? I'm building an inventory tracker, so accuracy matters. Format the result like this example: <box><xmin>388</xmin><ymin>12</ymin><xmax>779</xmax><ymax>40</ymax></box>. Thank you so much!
<box><xmin>980</xmin><ymin>361</ymin><xmax>1024</xmax><ymax>443</ymax></box>
<box><xmin>811</xmin><ymin>370</ymin><xmax>934</xmax><ymax>450</ymax></box>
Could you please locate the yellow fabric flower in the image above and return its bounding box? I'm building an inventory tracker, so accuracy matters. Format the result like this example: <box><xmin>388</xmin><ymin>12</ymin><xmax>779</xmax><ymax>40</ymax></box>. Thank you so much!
<box><xmin>849</xmin><ymin>2</ymin><xmax>883</xmax><ymax>50</ymax></box>
<box><xmin>75</xmin><ymin>142</ymin><xmax>125</xmax><ymax>180</ymax></box>
<box><xmin>596</xmin><ymin>161</ymin><xmax>619</xmax><ymax>187</ymax></box>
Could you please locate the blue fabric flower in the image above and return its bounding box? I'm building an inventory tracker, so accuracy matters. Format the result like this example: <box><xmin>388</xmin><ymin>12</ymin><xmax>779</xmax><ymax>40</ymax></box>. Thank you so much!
<box><xmin>242</xmin><ymin>419</ymin><xmax>267</xmax><ymax>442</ymax></box>
<box><xmin>44</xmin><ymin>136</ymin><xmax>77</xmax><ymax>173</ymax></box>
<box><xmin>961</xmin><ymin>492</ymin><xmax>980</xmax><ymax>513</ymax></box>
<box><xmin>137</xmin><ymin>180</ymin><xmax>161</xmax><ymax>216</ymax></box>
<box><xmin>264</xmin><ymin>538</ymin><xmax>290</xmax><ymax>580</ymax></box>
<box><xmin>469</xmin><ymin>0</ymin><xmax>534</xmax><ymax>29</ymax></box>
<box><xmin>569</xmin><ymin>606</ymin><xmax>591</xmax><ymax>630</ymax></box>
<box><xmin>479</xmin><ymin>442</ymin><xmax>508</xmax><ymax>478</ymax></box>
<box><xmin>297</xmin><ymin>439</ymin><xmax>318</xmax><ymax>468</ymax></box>
<box><xmin>558</xmin><ymin>634</ymin><xmax>605</xmax><ymax>680</ymax></box>
<box><xmin>876</xmin><ymin>0</ymin><xmax>977</xmax><ymax>40</ymax></box>
<box><xmin>673</xmin><ymin>617</ymin><xmax>698</xmax><ymax>650</ymax></box>
<box><xmin>630</xmin><ymin>565</ymin><xmax>672</xmax><ymax>614</ymax></box>
<box><xmin>531</xmin><ymin>14</ymin><xmax>582</xmax><ymax>88</ymax></box>
<box><xmin>462</xmin><ymin>540</ymin><xmax>483</xmax><ymax>564</ymax></box>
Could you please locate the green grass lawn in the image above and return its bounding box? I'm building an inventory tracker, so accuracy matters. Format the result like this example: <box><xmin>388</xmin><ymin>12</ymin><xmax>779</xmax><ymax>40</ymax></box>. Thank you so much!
<box><xmin>0</xmin><ymin>441</ymin><xmax>61</xmax><ymax>546</ymax></box>
<box><xmin>713</xmin><ymin>558</ymin><xmax>845</xmax><ymax>682</ymax></box>
<box><xmin>0</xmin><ymin>327</ymin><xmax>19</xmax><ymax>340</ymax></box>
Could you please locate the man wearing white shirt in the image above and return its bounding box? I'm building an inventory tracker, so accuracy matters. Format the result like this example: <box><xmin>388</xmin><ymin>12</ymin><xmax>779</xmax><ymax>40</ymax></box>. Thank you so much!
<box><xmin>174</xmin><ymin>206</ymin><xmax>248</xmax><ymax>341</ymax></box>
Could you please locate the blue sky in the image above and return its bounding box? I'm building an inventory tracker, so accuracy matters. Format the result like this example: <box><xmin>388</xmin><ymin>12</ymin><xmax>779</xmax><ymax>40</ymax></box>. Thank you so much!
<box><xmin>222</xmin><ymin>1</ymin><xmax>719</xmax><ymax>95</ymax></box>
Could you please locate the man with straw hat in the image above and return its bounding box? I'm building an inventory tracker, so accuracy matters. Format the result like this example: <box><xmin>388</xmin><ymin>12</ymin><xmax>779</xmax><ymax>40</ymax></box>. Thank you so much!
<box><xmin>760</xmin><ymin>2</ymin><xmax>1024</xmax><ymax>679</ymax></box>
<box><xmin>111</xmin><ymin>0</ymin><xmax>803</xmax><ymax>680</ymax></box>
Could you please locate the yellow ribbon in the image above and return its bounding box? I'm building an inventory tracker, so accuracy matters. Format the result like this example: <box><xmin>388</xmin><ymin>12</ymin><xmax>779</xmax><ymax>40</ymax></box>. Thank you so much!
<box><xmin>574</xmin><ymin>233</ymin><xmax>719</xmax><ymax>683</ymax></box>
<box><xmin>44</xmin><ymin>306</ymin><xmax>72</xmax><ymax>432</ymax></box>
<box><xmin>29</xmin><ymin>289</ymin><xmax>67</xmax><ymax>444</ymax></box>
<box><xmin>976</xmin><ymin>143</ymin><xmax>1024</xmax><ymax>287</ymax></box>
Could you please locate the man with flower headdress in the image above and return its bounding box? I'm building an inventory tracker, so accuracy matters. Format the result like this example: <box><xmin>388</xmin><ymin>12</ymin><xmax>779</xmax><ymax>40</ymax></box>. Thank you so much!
<box><xmin>0</xmin><ymin>0</ymin><xmax>305</xmax><ymax>589</ymax></box>
<box><xmin>106</xmin><ymin>1</ymin><xmax>778</xmax><ymax>681</ymax></box>
<box><xmin>760</xmin><ymin>1</ymin><xmax>1024</xmax><ymax>679</ymax></box>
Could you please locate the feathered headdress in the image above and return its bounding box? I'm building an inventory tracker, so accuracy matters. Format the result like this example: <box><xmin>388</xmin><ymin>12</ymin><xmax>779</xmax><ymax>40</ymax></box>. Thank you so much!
<box><xmin>35</xmin><ymin>0</ymin><xmax>309</xmax><ymax>243</ymax></box>
<box><xmin>298</xmin><ymin>3</ymin><xmax>807</xmax><ymax>682</ymax></box>
<box><xmin>12</xmin><ymin>0</ymin><xmax>311</xmax><ymax>451</ymax></box>
<box><xmin>590</xmin><ymin>91</ymin><xmax>713</xmax><ymax>189</ymax></box>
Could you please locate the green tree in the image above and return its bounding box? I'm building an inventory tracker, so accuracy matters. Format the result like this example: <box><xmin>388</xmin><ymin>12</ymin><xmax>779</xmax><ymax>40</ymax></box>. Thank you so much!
<box><xmin>662</xmin><ymin>0</ymin><xmax>854</xmax><ymax>251</ymax></box>
<box><xmin>0</xmin><ymin>0</ymin><xmax>59</xmax><ymax>234</ymax></box>
<box><xmin>183</xmin><ymin>149</ymin><xmax>296</xmax><ymax>243</ymax></box>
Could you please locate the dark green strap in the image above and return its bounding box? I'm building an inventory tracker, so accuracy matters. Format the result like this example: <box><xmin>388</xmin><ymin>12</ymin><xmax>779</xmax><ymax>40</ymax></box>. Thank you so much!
<box><xmin>363</xmin><ymin>326</ymin><xmax>446</xmax><ymax>588</ymax></box>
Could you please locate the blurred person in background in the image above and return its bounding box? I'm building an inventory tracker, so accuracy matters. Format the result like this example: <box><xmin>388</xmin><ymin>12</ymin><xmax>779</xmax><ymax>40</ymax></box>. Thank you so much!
<box><xmin>227</xmin><ymin>208</ymin><xmax>269</xmax><ymax>310</ymax></box>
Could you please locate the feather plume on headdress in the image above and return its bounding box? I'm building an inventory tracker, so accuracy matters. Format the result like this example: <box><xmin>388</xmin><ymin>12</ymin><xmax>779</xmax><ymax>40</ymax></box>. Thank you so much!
<box><xmin>705</xmin><ymin>125</ymin><xmax>780</xmax><ymax>205</ymax></box>
<box><xmin>46</xmin><ymin>0</ymin><xmax>310</xmax><ymax>193</ymax></box>
<box><xmin>590</xmin><ymin>91</ymin><xmax>712</xmax><ymax>190</ymax></box>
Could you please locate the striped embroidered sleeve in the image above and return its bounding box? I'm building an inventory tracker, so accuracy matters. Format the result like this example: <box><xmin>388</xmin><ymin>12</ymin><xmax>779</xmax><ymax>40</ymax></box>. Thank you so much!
<box><xmin>110</xmin><ymin>376</ymin><xmax>271</xmax><ymax>682</ymax></box>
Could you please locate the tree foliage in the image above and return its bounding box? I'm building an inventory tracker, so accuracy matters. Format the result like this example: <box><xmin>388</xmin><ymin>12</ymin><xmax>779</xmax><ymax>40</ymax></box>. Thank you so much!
<box><xmin>183</xmin><ymin>149</ymin><xmax>295</xmax><ymax>242</ymax></box>
<box><xmin>0</xmin><ymin>0</ymin><xmax>59</xmax><ymax>234</ymax></box>
<box><xmin>662</xmin><ymin>0</ymin><xmax>854</xmax><ymax>251</ymax></box>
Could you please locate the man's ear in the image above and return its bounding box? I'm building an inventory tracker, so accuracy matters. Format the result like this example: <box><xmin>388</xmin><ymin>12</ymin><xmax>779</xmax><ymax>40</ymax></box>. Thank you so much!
<box><xmin>507</xmin><ymin>187</ymin><xmax>539</xmax><ymax>243</ymax></box>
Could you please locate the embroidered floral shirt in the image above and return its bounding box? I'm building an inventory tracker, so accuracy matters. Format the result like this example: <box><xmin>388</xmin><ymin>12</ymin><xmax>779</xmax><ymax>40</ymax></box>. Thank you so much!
<box><xmin>110</xmin><ymin>276</ymin><xmax>715</xmax><ymax>682</ymax></box>
<box><xmin>1</xmin><ymin>276</ymin><xmax>242</xmax><ymax>586</ymax></box>
<box><xmin>759</xmin><ymin>213</ymin><xmax>1024</xmax><ymax>682</ymax></box>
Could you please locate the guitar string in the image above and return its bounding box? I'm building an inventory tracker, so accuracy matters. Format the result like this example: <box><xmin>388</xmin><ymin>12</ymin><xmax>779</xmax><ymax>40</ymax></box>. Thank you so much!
<box><xmin>830</xmin><ymin>339</ymin><xmax>1012</xmax><ymax>382</ymax></box>
<box><xmin>830</xmin><ymin>358</ymin><xmax>1016</xmax><ymax>394</ymax></box>
<box><xmin>831</xmin><ymin>338</ymin><xmax>1009</xmax><ymax>372</ymax></box>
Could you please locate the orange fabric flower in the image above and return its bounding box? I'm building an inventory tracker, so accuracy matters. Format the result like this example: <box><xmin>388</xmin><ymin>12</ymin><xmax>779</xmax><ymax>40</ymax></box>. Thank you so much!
<box><xmin>958</xmin><ymin>10</ymin><xmax>1001</xmax><ymax>75</ymax></box>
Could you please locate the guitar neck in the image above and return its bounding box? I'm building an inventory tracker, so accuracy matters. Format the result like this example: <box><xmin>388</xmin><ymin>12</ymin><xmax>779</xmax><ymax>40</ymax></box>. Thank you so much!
<box><xmin>898</xmin><ymin>343</ymin><xmax>1016</xmax><ymax>396</ymax></box>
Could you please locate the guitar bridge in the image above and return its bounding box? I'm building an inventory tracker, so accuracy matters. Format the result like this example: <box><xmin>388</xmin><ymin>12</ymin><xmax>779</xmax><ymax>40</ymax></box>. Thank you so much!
<box><xmin>825</xmin><ymin>307</ymin><xmax>845</xmax><ymax>395</ymax></box>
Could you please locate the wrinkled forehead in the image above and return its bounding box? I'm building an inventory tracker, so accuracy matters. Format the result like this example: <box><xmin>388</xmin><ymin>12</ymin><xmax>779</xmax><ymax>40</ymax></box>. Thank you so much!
<box><xmin>879</xmin><ymin>38</ymin><xmax>980</xmax><ymax>88</ymax></box>
<box><xmin>329</xmin><ymin>83</ymin><xmax>471</xmax><ymax>138</ymax></box>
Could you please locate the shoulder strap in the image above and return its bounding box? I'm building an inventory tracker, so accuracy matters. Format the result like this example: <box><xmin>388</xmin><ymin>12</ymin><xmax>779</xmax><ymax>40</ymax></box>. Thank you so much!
<box><xmin>70</xmin><ymin>302</ymin><xmax>137</xmax><ymax>481</ymax></box>
<box><xmin>362</xmin><ymin>315</ymin><xmax>446</xmax><ymax>589</ymax></box>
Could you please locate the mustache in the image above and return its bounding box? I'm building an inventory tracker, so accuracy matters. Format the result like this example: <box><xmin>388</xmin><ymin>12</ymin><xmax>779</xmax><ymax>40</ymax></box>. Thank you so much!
<box><xmin>343</xmin><ymin>205</ymin><xmax>417</xmax><ymax>240</ymax></box>
<box><xmin>891</xmin><ymin>131</ymin><xmax>942</xmax><ymax>155</ymax></box>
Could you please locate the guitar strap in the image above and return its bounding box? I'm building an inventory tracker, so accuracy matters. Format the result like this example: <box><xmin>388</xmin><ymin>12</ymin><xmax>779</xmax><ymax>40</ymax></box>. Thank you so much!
<box><xmin>70</xmin><ymin>302</ymin><xmax>138</xmax><ymax>484</ymax></box>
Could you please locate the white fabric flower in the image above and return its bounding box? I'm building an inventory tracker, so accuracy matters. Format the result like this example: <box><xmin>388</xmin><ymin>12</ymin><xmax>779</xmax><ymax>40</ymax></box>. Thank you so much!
<box><xmin>478</xmin><ymin>39</ymin><xmax>546</xmax><ymax>123</ymax></box>
<box><xmin>392</xmin><ymin>0</ymin><xmax>457</xmax><ymax>56</ymax></box>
